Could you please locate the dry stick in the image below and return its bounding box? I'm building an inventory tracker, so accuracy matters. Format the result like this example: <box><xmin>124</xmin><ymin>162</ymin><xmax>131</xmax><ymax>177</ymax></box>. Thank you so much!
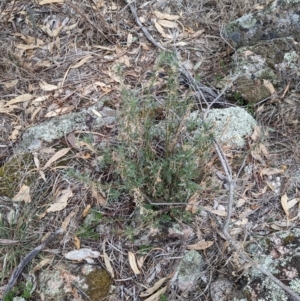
<box><xmin>179</xmin><ymin>67</ymin><xmax>228</xmax><ymax>110</ymax></box>
<box><xmin>66</xmin><ymin>0</ymin><xmax>113</xmax><ymax>44</ymax></box>
<box><xmin>213</xmin><ymin>141</ymin><xmax>300</xmax><ymax>301</ymax></box>
<box><xmin>2</xmin><ymin>229</ymin><xmax>63</xmax><ymax>300</ymax></box>
<box><xmin>126</xmin><ymin>0</ymin><xmax>167</xmax><ymax>51</ymax></box>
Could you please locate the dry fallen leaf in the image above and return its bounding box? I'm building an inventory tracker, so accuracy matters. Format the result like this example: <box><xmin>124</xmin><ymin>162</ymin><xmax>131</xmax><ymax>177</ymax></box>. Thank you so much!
<box><xmin>73</xmin><ymin>236</ymin><xmax>81</xmax><ymax>249</ymax></box>
<box><xmin>61</xmin><ymin>207</ymin><xmax>79</xmax><ymax>232</ymax></box>
<box><xmin>64</xmin><ymin>248</ymin><xmax>100</xmax><ymax>263</ymax></box>
<box><xmin>210</xmin><ymin>209</ymin><xmax>227</xmax><ymax>217</ymax></box>
<box><xmin>140</xmin><ymin>277</ymin><xmax>167</xmax><ymax>297</ymax></box>
<box><xmin>102</xmin><ymin>70</ymin><xmax>122</xmax><ymax>83</ymax></box>
<box><xmin>102</xmin><ymin>240</ymin><xmax>114</xmax><ymax>277</ymax></box>
<box><xmin>44</xmin><ymin>106</ymin><xmax>74</xmax><ymax>117</ymax></box>
<box><xmin>186</xmin><ymin>193</ymin><xmax>200</xmax><ymax>214</ymax></box>
<box><xmin>30</xmin><ymin>256</ymin><xmax>54</xmax><ymax>273</ymax></box>
<box><xmin>287</xmin><ymin>198</ymin><xmax>299</xmax><ymax>209</ymax></box>
<box><xmin>70</xmin><ymin>56</ymin><xmax>93</xmax><ymax>69</ymax></box>
<box><xmin>4</xmin><ymin>94</ymin><xmax>34</xmax><ymax>107</ymax></box>
<box><xmin>92</xmin><ymin>188</ymin><xmax>107</xmax><ymax>206</ymax></box>
<box><xmin>190</xmin><ymin>29</ymin><xmax>205</xmax><ymax>38</ymax></box>
<box><xmin>13</xmin><ymin>185</ymin><xmax>31</xmax><ymax>203</ymax></box>
<box><xmin>67</xmin><ymin>133</ymin><xmax>81</xmax><ymax>149</ymax></box>
<box><xmin>263</xmin><ymin>79</ymin><xmax>276</xmax><ymax>94</ymax></box>
<box><xmin>15</xmin><ymin>43</ymin><xmax>40</xmax><ymax>50</ymax></box>
<box><xmin>46</xmin><ymin>188</ymin><xmax>73</xmax><ymax>212</ymax></box>
<box><xmin>137</xmin><ymin>255</ymin><xmax>145</xmax><ymax>269</ymax></box>
<box><xmin>157</xmin><ymin>19</ymin><xmax>178</xmax><ymax>29</ymax></box>
<box><xmin>128</xmin><ymin>251</ymin><xmax>141</xmax><ymax>274</ymax></box>
<box><xmin>2</xmin><ymin>80</ymin><xmax>18</xmax><ymax>89</ymax></box>
<box><xmin>251</xmin><ymin>126</ymin><xmax>261</xmax><ymax>142</ymax></box>
<box><xmin>260</xmin><ymin>143</ymin><xmax>269</xmax><ymax>159</ymax></box>
<box><xmin>90</xmin><ymin>108</ymin><xmax>102</xmax><ymax>118</ymax></box>
<box><xmin>39</xmin><ymin>80</ymin><xmax>58</xmax><ymax>91</ymax></box>
<box><xmin>39</xmin><ymin>0</ymin><xmax>64</xmax><ymax>4</ymax></box>
<box><xmin>127</xmin><ymin>33</ymin><xmax>133</xmax><ymax>47</ymax></box>
<box><xmin>187</xmin><ymin>240</ymin><xmax>214</xmax><ymax>250</ymax></box>
<box><xmin>0</xmin><ymin>239</ymin><xmax>19</xmax><ymax>245</ymax></box>
<box><xmin>43</xmin><ymin>147</ymin><xmax>71</xmax><ymax>169</ymax></box>
<box><xmin>251</xmin><ymin>150</ymin><xmax>265</xmax><ymax>165</ymax></box>
<box><xmin>234</xmin><ymin>218</ymin><xmax>249</xmax><ymax>226</ymax></box>
<box><xmin>281</xmin><ymin>193</ymin><xmax>289</xmax><ymax>218</ymax></box>
<box><xmin>143</xmin><ymin>286</ymin><xmax>167</xmax><ymax>301</ymax></box>
<box><xmin>154</xmin><ymin>21</ymin><xmax>167</xmax><ymax>38</ymax></box>
<box><xmin>82</xmin><ymin>204</ymin><xmax>91</xmax><ymax>217</ymax></box>
<box><xmin>154</xmin><ymin>11</ymin><xmax>180</xmax><ymax>20</ymax></box>
<box><xmin>260</xmin><ymin>167</ymin><xmax>284</xmax><ymax>177</ymax></box>
<box><xmin>34</xmin><ymin>154</ymin><xmax>47</xmax><ymax>181</ymax></box>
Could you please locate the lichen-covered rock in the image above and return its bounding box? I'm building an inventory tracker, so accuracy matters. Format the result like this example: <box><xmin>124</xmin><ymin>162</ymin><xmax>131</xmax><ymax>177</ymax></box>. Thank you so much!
<box><xmin>204</xmin><ymin>107</ymin><xmax>256</xmax><ymax>147</ymax></box>
<box><xmin>221</xmin><ymin>0</ymin><xmax>300</xmax><ymax>103</ymax></box>
<box><xmin>152</xmin><ymin>107</ymin><xmax>256</xmax><ymax>149</ymax></box>
<box><xmin>176</xmin><ymin>250</ymin><xmax>203</xmax><ymax>291</ymax></box>
<box><xmin>234</xmin><ymin>228</ymin><xmax>300</xmax><ymax>301</ymax></box>
<box><xmin>210</xmin><ymin>278</ymin><xmax>235</xmax><ymax>301</ymax></box>
<box><xmin>218</xmin><ymin>37</ymin><xmax>300</xmax><ymax>103</ymax></box>
<box><xmin>225</xmin><ymin>0</ymin><xmax>300</xmax><ymax>48</ymax></box>
<box><xmin>15</xmin><ymin>103</ymin><xmax>115</xmax><ymax>154</ymax></box>
<box><xmin>37</xmin><ymin>263</ymin><xmax>112</xmax><ymax>301</ymax></box>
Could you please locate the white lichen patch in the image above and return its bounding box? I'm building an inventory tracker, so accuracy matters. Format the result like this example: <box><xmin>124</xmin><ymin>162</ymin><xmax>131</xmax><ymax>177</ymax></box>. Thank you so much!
<box><xmin>290</xmin><ymin>278</ymin><xmax>300</xmax><ymax>293</ymax></box>
<box><xmin>237</xmin><ymin>14</ymin><xmax>257</xmax><ymax>29</ymax></box>
<box><xmin>236</xmin><ymin>228</ymin><xmax>300</xmax><ymax>300</ymax></box>
<box><xmin>205</xmin><ymin>107</ymin><xmax>256</xmax><ymax>148</ymax></box>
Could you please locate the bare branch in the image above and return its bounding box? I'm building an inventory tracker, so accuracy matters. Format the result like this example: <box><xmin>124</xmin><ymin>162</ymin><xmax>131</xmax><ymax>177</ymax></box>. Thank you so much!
<box><xmin>3</xmin><ymin>229</ymin><xmax>63</xmax><ymax>300</ymax></box>
<box><xmin>126</xmin><ymin>0</ymin><xmax>167</xmax><ymax>51</ymax></box>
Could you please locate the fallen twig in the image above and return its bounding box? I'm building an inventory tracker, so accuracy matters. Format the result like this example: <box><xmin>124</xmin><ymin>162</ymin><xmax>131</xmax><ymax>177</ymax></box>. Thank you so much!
<box><xmin>126</xmin><ymin>0</ymin><xmax>167</xmax><ymax>51</ymax></box>
<box><xmin>213</xmin><ymin>140</ymin><xmax>300</xmax><ymax>301</ymax></box>
<box><xmin>2</xmin><ymin>229</ymin><xmax>63</xmax><ymax>300</ymax></box>
<box><xmin>179</xmin><ymin>67</ymin><xmax>228</xmax><ymax>110</ymax></box>
<box><xmin>66</xmin><ymin>0</ymin><xmax>114</xmax><ymax>44</ymax></box>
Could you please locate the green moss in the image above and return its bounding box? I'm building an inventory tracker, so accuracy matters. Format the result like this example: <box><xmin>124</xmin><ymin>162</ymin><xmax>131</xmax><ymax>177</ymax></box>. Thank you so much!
<box><xmin>283</xmin><ymin>235</ymin><xmax>296</xmax><ymax>245</ymax></box>
<box><xmin>85</xmin><ymin>269</ymin><xmax>112</xmax><ymax>301</ymax></box>
<box><xmin>0</xmin><ymin>155</ymin><xmax>34</xmax><ymax>198</ymax></box>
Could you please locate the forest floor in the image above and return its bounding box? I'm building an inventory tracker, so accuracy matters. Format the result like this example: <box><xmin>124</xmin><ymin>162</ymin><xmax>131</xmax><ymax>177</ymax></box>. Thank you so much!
<box><xmin>1</xmin><ymin>0</ymin><xmax>300</xmax><ymax>300</ymax></box>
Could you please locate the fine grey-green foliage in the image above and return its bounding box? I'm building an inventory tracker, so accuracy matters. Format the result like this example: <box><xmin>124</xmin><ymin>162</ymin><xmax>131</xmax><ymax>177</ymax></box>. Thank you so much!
<box><xmin>111</xmin><ymin>52</ymin><xmax>213</xmax><ymax>204</ymax></box>
<box><xmin>290</xmin><ymin>279</ymin><xmax>300</xmax><ymax>294</ymax></box>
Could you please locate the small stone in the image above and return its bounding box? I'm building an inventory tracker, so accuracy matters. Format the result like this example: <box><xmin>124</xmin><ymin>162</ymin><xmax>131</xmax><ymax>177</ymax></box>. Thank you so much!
<box><xmin>217</xmin><ymin>204</ymin><xmax>226</xmax><ymax>211</ymax></box>
<box><xmin>210</xmin><ymin>278</ymin><xmax>234</xmax><ymax>301</ymax></box>
<box><xmin>177</xmin><ymin>250</ymin><xmax>203</xmax><ymax>291</ymax></box>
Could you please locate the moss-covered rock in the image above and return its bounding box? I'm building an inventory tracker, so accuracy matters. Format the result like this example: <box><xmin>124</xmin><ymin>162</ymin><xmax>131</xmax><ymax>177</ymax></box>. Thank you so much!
<box><xmin>235</xmin><ymin>228</ymin><xmax>300</xmax><ymax>300</ymax></box>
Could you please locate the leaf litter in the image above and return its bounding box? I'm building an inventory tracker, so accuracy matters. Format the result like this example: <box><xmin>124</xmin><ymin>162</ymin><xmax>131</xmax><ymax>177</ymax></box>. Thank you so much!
<box><xmin>1</xmin><ymin>0</ymin><xmax>300</xmax><ymax>300</ymax></box>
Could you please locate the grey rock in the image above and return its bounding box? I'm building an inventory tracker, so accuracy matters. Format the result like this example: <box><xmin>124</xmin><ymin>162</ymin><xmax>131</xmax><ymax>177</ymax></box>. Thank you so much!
<box><xmin>218</xmin><ymin>37</ymin><xmax>300</xmax><ymax>103</ymax></box>
<box><xmin>177</xmin><ymin>250</ymin><xmax>203</xmax><ymax>291</ymax></box>
<box><xmin>189</xmin><ymin>107</ymin><xmax>256</xmax><ymax>148</ymax></box>
<box><xmin>225</xmin><ymin>0</ymin><xmax>300</xmax><ymax>48</ymax></box>
<box><xmin>234</xmin><ymin>228</ymin><xmax>300</xmax><ymax>300</ymax></box>
<box><xmin>221</xmin><ymin>0</ymin><xmax>300</xmax><ymax>103</ymax></box>
<box><xmin>15</xmin><ymin>103</ymin><xmax>115</xmax><ymax>154</ymax></box>
<box><xmin>38</xmin><ymin>263</ymin><xmax>94</xmax><ymax>300</ymax></box>
<box><xmin>210</xmin><ymin>278</ymin><xmax>234</xmax><ymax>301</ymax></box>
<box><xmin>205</xmin><ymin>107</ymin><xmax>256</xmax><ymax>147</ymax></box>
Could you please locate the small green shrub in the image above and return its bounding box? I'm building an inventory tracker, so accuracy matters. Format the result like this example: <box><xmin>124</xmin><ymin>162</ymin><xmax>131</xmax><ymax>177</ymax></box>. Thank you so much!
<box><xmin>111</xmin><ymin>52</ymin><xmax>213</xmax><ymax>205</ymax></box>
